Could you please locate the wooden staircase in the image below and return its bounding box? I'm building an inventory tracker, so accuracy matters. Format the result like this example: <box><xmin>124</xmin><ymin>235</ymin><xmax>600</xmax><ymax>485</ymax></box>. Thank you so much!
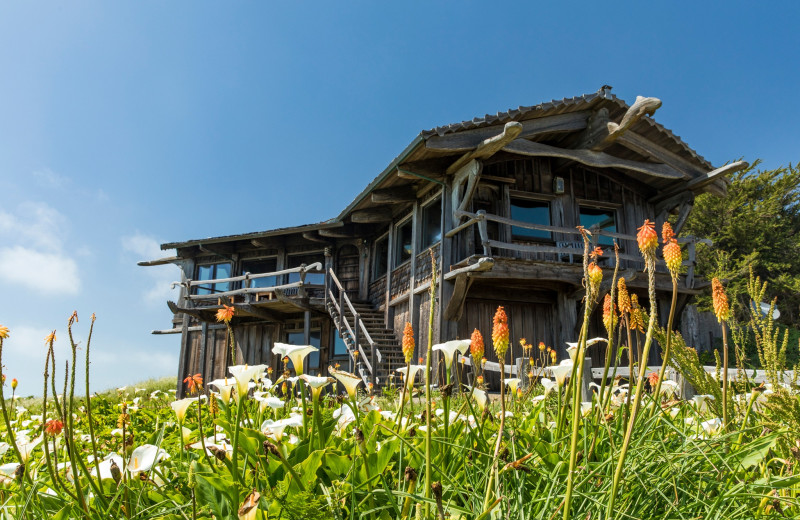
<box><xmin>325</xmin><ymin>269</ymin><xmax>404</xmax><ymax>386</ymax></box>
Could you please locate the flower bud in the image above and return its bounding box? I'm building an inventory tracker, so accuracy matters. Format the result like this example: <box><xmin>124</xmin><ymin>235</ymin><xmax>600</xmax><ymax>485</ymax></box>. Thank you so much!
<box><xmin>492</xmin><ymin>306</ymin><xmax>509</xmax><ymax>358</ymax></box>
<box><xmin>10</xmin><ymin>379</ymin><xmax>17</xmax><ymax>390</ymax></box>
<box><xmin>663</xmin><ymin>239</ymin><xmax>682</xmax><ymax>276</ymax></box>
<box><xmin>711</xmin><ymin>278</ymin><xmax>731</xmax><ymax>322</ymax></box>
<box><xmin>402</xmin><ymin>322</ymin><xmax>415</xmax><ymax>363</ymax></box>
<box><xmin>470</xmin><ymin>328</ymin><xmax>484</xmax><ymax>364</ymax></box>
<box><xmin>637</xmin><ymin>219</ymin><xmax>658</xmax><ymax>255</ymax></box>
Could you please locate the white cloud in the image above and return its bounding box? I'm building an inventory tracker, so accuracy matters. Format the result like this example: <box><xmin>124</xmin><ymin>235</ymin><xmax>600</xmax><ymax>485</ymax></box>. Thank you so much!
<box><xmin>32</xmin><ymin>168</ymin><xmax>68</xmax><ymax>189</ymax></box>
<box><xmin>121</xmin><ymin>233</ymin><xmax>179</xmax><ymax>305</ymax></box>
<box><xmin>0</xmin><ymin>202</ymin><xmax>82</xmax><ymax>296</ymax></box>
<box><xmin>0</xmin><ymin>246</ymin><xmax>80</xmax><ymax>295</ymax></box>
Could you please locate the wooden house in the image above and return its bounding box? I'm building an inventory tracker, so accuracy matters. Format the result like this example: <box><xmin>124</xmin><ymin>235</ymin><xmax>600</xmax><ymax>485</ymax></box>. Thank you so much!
<box><xmin>141</xmin><ymin>87</ymin><xmax>746</xmax><ymax>395</ymax></box>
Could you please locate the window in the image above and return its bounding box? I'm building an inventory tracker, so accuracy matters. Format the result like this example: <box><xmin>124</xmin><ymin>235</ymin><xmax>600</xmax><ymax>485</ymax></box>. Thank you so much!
<box><xmin>332</xmin><ymin>333</ymin><xmax>348</xmax><ymax>357</ymax></box>
<box><xmin>286</xmin><ymin>330</ymin><xmax>321</xmax><ymax>374</ymax></box>
<box><xmin>195</xmin><ymin>262</ymin><xmax>232</xmax><ymax>295</ymax></box>
<box><xmin>373</xmin><ymin>235</ymin><xmax>389</xmax><ymax>279</ymax></box>
<box><xmin>421</xmin><ymin>199</ymin><xmax>442</xmax><ymax>249</ymax></box>
<box><xmin>395</xmin><ymin>219</ymin><xmax>413</xmax><ymax>266</ymax></box>
<box><xmin>241</xmin><ymin>258</ymin><xmax>278</xmax><ymax>288</ymax></box>
<box><xmin>579</xmin><ymin>207</ymin><xmax>617</xmax><ymax>246</ymax></box>
<box><xmin>510</xmin><ymin>198</ymin><xmax>551</xmax><ymax>240</ymax></box>
<box><xmin>288</xmin><ymin>253</ymin><xmax>324</xmax><ymax>285</ymax></box>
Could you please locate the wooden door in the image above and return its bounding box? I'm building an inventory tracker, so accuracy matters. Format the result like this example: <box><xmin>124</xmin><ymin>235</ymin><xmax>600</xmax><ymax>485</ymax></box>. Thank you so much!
<box><xmin>337</xmin><ymin>245</ymin><xmax>360</xmax><ymax>295</ymax></box>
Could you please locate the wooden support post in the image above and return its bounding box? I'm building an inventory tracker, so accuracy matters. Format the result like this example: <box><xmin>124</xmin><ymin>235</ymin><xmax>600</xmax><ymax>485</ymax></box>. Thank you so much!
<box><xmin>384</xmin><ymin>222</ymin><xmax>394</xmax><ymax>329</ymax></box>
<box><xmin>200</xmin><ymin>321</ymin><xmax>209</xmax><ymax>383</ymax></box>
<box><xmin>581</xmin><ymin>357</ymin><xmax>593</xmax><ymax>402</ymax></box>
<box><xmin>176</xmin><ymin>316</ymin><xmax>190</xmax><ymax>399</ymax></box>
<box><xmin>303</xmin><ymin>310</ymin><xmax>311</xmax><ymax>372</ymax></box>
<box><xmin>409</xmin><ymin>202</ymin><xmax>420</xmax><ymax>358</ymax></box>
<box><xmin>353</xmin><ymin>314</ymin><xmax>361</xmax><ymax>374</ymax></box>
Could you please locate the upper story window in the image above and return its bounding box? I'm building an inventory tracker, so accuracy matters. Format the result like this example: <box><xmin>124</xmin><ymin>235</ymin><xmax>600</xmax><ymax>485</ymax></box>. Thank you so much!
<box><xmin>373</xmin><ymin>235</ymin><xmax>389</xmax><ymax>279</ymax></box>
<box><xmin>510</xmin><ymin>198</ymin><xmax>551</xmax><ymax>240</ymax></box>
<box><xmin>395</xmin><ymin>219</ymin><xmax>413</xmax><ymax>266</ymax></box>
<box><xmin>288</xmin><ymin>253</ymin><xmax>324</xmax><ymax>285</ymax></box>
<box><xmin>241</xmin><ymin>257</ymin><xmax>278</xmax><ymax>288</ymax></box>
<box><xmin>579</xmin><ymin>206</ymin><xmax>617</xmax><ymax>246</ymax></box>
<box><xmin>421</xmin><ymin>198</ymin><xmax>442</xmax><ymax>249</ymax></box>
<box><xmin>194</xmin><ymin>262</ymin><xmax>232</xmax><ymax>295</ymax></box>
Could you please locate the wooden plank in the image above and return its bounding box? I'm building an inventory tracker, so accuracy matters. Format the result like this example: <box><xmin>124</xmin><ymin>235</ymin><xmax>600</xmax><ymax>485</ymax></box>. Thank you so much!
<box><xmin>504</xmin><ymin>139</ymin><xmax>688</xmax><ymax>180</ymax></box>
<box><xmin>650</xmin><ymin>161</ymin><xmax>749</xmax><ymax>203</ymax></box>
<box><xmin>446</xmin><ymin>122</ymin><xmax>523</xmax><ymax>175</ymax></box>
<box><xmin>425</xmin><ymin>111</ymin><xmax>591</xmax><ymax>152</ymax></box>
<box><xmin>138</xmin><ymin>255</ymin><xmax>181</xmax><ymax>267</ymax></box>
<box><xmin>351</xmin><ymin>207</ymin><xmax>394</xmax><ymax>223</ymax></box>
<box><xmin>617</xmin><ymin>131</ymin><xmax>705</xmax><ymax>176</ymax></box>
<box><xmin>372</xmin><ymin>186</ymin><xmax>417</xmax><ymax>204</ymax></box>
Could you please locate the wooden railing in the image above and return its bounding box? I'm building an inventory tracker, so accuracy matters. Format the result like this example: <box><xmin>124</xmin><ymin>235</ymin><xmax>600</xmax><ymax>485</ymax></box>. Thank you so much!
<box><xmin>174</xmin><ymin>262</ymin><xmax>323</xmax><ymax>301</ymax></box>
<box><xmin>446</xmin><ymin>210</ymin><xmax>709</xmax><ymax>288</ymax></box>
<box><xmin>325</xmin><ymin>268</ymin><xmax>381</xmax><ymax>385</ymax></box>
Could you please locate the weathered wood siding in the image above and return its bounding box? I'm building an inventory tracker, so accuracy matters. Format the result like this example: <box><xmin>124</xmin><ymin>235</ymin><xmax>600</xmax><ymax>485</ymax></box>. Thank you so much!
<box><xmin>456</xmin><ymin>293</ymin><xmax>556</xmax><ymax>389</ymax></box>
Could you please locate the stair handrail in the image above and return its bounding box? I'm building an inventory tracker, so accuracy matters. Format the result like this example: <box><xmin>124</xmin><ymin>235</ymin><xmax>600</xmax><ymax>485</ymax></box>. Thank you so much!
<box><xmin>327</xmin><ymin>268</ymin><xmax>381</xmax><ymax>382</ymax></box>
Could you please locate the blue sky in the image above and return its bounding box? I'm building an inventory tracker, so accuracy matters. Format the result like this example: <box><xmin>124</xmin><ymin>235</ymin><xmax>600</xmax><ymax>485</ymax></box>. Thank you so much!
<box><xmin>1</xmin><ymin>2</ymin><xmax>798</xmax><ymax>396</ymax></box>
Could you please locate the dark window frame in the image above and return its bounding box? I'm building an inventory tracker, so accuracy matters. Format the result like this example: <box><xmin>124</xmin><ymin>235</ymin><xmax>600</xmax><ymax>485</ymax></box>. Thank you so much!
<box><xmin>373</xmin><ymin>233</ymin><xmax>389</xmax><ymax>280</ymax></box>
<box><xmin>577</xmin><ymin>204</ymin><xmax>619</xmax><ymax>247</ymax></box>
<box><xmin>194</xmin><ymin>261</ymin><xmax>232</xmax><ymax>295</ymax></box>
<box><xmin>508</xmin><ymin>194</ymin><xmax>553</xmax><ymax>242</ymax></box>
<box><xmin>420</xmin><ymin>197</ymin><xmax>442</xmax><ymax>250</ymax></box>
<box><xmin>394</xmin><ymin>216</ymin><xmax>413</xmax><ymax>267</ymax></box>
<box><xmin>240</xmin><ymin>256</ymin><xmax>279</xmax><ymax>289</ymax></box>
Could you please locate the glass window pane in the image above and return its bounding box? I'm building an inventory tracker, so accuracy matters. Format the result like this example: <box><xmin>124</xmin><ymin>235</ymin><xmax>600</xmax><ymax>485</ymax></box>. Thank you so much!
<box><xmin>332</xmin><ymin>334</ymin><xmax>348</xmax><ymax>357</ymax></box>
<box><xmin>579</xmin><ymin>207</ymin><xmax>616</xmax><ymax>246</ymax></box>
<box><xmin>510</xmin><ymin>199</ymin><xmax>551</xmax><ymax>239</ymax></box>
<box><xmin>196</xmin><ymin>264</ymin><xmax>213</xmax><ymax>295</ymax></box>
<box><xmin>288</xmin><ymin>254</ymin><xmax>324</xmax><ymax>285</ymax></box>
<box><xmin>242</xmin><ymin>258</ymin><xmax>278</xmax><ymax>288</ymax></box>
<box><xmin>214</xmin><ymin>263</ymin><xmax>231</xmax><ymax>293</ymax></box>
<box><xmin>374</xmin><ymin>236</ymin><xmax>388</xmax><ymax>279</ymax></box>
<box><xmin>395</xmin><ymin>220</ymin><xmax>413</xmax><ymax>266</ymax></box>
<box><xmin>421</xmin><ymin>199</ymin><xmax>442</xmax><ymax>248</ymax></box>
<box><xmin>286</xmin><ymin>330</ymin><xmax>321</xmax><ymax>374</ymax></box>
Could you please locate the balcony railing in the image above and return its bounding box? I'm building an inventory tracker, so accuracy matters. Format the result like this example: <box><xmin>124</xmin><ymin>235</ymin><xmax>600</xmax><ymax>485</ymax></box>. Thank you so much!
<box><xmin>446</xmin><ymin>210</ymin><xmax>709</xmax><ymax>288</ymax></box>
<box><xmin>174</xmin><ymin>262</ymin><xmax>323</xmax><ymax>302</ymax></box>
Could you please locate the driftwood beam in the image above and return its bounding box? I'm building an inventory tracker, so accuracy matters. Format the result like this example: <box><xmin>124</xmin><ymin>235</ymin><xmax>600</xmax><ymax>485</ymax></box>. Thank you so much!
<box><xmin>446</xmin><ymin>121</ymin><xmax>523</xmax><ymax>175</ymax></box>
<box><xmin>650</xmin><ymin>160</ymin><xmax>749</xmax><ymax>203</ymax></box>
<box><xmin>351</xmin><ymin>207</ymin><xmax>393</xmax><ymax>223</ymax></box>
<box><xmin>503</xmin><ymin>139</ymin><xmax>687</xmax><ymax>179</ymax></box>
<box><xmin>371</xmin><ymin>186</ymin><xmax>417</xmax><ymax>204</ymax></box>
<box><xmin>425</xmin><ymin>111</ymin><xmax>591</xmax><ymax>152</ymax></box>
<box><xmin>577</xmin><ymin>97</ymin><xmax>661</xmax><ymax>151</ymax></box>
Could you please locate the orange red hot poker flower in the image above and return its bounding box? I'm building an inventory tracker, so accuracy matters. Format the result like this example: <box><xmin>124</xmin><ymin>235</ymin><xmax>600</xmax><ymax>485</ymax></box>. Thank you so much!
<box><xmin>603</xmin><ymin>293</ymin><xmax>618</xmax><ymax>332</ymax></box>
<box><xmin>402</xmin><ymin>322</ymin><xmax>415</xmax><ymax>363</ymax></box>
<box><xmin>492</xmin><ymin>306</ymin><xmax>509</xmax><ymax>358</ymax></box>
<box><xmin>712</xmin><ymin>278</ymin><xmax>731</xmax><ymax>322</ymax></box>
<box><xmin>637</xmin><ymin>219</ymin><xmax>658</xmax><ymax>255</ymax></box>
<box><xmin>216</xmin><ymin>304</ymin><xmax>235</xmax><ymax>323</ymax></box>
<box><xmin>470</xmin><ymin>328</ymin><xmax>484</xmax><ymax>363</ymax></box>
<box><xmin>617</xmin><ymin>278</ymin><xmax>631</xmax><ymax>315</ymax></box>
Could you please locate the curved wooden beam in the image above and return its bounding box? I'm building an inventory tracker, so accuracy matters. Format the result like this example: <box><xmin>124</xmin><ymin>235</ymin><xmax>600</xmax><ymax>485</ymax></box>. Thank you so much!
<box><xmin>608</xmin><ymin>96</ymin><xmax>661</xmax><ymax>137</ymax></box>
<box><xmin>446</xmin><ymin>121</ymin><xmax>523</xmax><ymax>175</ymax></box>
<box><xmin>503</xmin><ymin>139</ymin><xmax>687</xmax><ymax>179</ymax></box>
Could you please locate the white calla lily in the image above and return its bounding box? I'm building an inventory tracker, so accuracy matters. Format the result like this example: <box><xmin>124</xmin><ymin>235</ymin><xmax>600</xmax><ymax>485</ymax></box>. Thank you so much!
<box><xmin>540</xmin><ymin>378</ymin><xmax>557</xmax><ymax>396</ymax></box>
<box><xmin>170</xmin><ymin>398</ymin><xmax>197</xmax><ymax>423</ymax></box>
<box><xmin>329</xmin><ymin>366</ymin><xmax>363</xmax><ymax>399</ymax></box>
<box><xmin>299</xmin><ymin>374</ymin><xmax>332</xmax><ymax>399</ymax></box>
<box><xmin>261</xmin><ymin>414</ymin><xmax>304</xmax><ymax>441</ymax></box>
<box><xmin>397</xmin><ymin>365</ymin><xmax>426</xmax><ymax>390</ymax></box>
<box><xmin>128</xmin><ymin>444</ymin><xmax>170</xmax><ymax>473</ymax></box>
<box><xmin>432</xmin><ymin>339</ymin><xmax>471</xmax><ymax>371</ymax></box>
<box><xmin>272</xmin><ymin>343</ymin><xmax>318</xmax><ymax>375</ymax></box>
<box><xmin>505</xmin><ymin>378</ymin><xmax>522</xmax><ymax>394</ymax></box>
<box><xmin>209</xmin><ymin>378</ymin><xmax>236</xmax><ymax>403</ymax></box>
<box><xmin>469</xmin><ymin>386</ymin><xmax>488</xmax><ymax>411</ymax></box>
<box><xmin>229</xmin><ymin>364</ymin><xmax>268</xmax><ymax>399</ymax></box>
<box><xmin>549</xmin><ymin>360</ymin><xmax>574</xmax><ymax>387</ymax></box>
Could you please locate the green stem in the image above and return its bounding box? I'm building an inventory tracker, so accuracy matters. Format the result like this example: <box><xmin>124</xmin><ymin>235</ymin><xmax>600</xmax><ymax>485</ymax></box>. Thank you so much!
<box><xmin>231</xmin><ymin>396</ymin><xmax>245</xmax><ymax>486</ymax></box>
<box><xmin>424</xmin><ymin>255</ymin><xmax>438</xmax><ymax>520</ymax></box>
<box><xmin>563</xmin><ymin>297</ymin><xmax>592</xmax><ymax>519</ymax></box>
<box><xmin>722</xmin><ymin>323</ymin><xmax>730</xmax><ymax>431</ymax></box>
<box><xmin>651</xmin><ymin>276</ymin><xmax>678</xmax><ymax>416</ymax></box>
<box><xmin>606</xmin><ymin>256</ymin><xmax>658</xmax><ymax>518</ymax></box>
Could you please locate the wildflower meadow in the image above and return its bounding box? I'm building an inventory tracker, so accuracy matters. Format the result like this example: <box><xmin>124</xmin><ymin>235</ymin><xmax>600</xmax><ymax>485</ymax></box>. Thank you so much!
<box><xmin>0</xmin><ymin>219</ymin><xmax>798</xmax><ymax>519</ymax></box>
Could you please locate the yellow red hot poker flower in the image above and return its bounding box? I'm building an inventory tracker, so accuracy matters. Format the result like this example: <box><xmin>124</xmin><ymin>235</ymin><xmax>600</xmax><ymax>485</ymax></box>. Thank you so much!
<box><xmin>663</xmin><ymin>239</ymin><xmax>682</xmax><ymax>277</ymax></box>
<box><xmin>0</xmin><ymin>326</ymin><xmax>9</xmax><ymax>340</ymax></box>
<box><xmin>492</xmin><ymin>306</ymin><xmax>510</xmax><ymax>358</ymax></box>
<box><xmin>603</xmin><ymin>293</ymin><xmax>618</xmax><ymax>333</ymax></box>
<box><xmin>216</xmin><ymin>304</ymin><xmax>235</xmax><ymax>323</ymax></box>
<box><xmin>402</xmin><ymin>322</ymin><xmax>415</xmax><ymax>363</ymax></box>
<box><xmin>587</xmin><ymin>262</ymin><xmax>603</xmax><ymax>296</ymax></box>
<box><xmin>617</xmin><ymin>278</ymin><xmax>631</xmax><ymax>315</ymax></box>
<box><xmin>629</xmin><ymin>294</ymin><xmax>645</xmax><ymax>333</ymax></box>
<box><xmin>712</xmin><ymin>278</ymin><xmax>731</xmax><ymax>322</ymax></box>
<box><xmin>637</xmin><ymin>219</ymin><xmax>658</xmax><ymax>256</ymax></box>
<box><xmin>470</xmin><ymin>328</ymin><xmax>484</xmax><ymax>365</ymax></box>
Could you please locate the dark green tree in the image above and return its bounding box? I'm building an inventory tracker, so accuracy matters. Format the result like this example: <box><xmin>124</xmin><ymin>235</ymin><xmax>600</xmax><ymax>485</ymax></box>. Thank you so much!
<box><xmin>683</xmin><ymin>162</ymin><xmax>800</xmax><ymax>325</ymax></box>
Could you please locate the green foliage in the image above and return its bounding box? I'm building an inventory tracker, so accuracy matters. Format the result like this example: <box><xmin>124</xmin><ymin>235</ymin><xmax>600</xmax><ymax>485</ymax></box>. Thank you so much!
<box><xmin>683</xmin><ymin>162</ymin><xmax>800</xmax><ymax>325</ymax></box>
